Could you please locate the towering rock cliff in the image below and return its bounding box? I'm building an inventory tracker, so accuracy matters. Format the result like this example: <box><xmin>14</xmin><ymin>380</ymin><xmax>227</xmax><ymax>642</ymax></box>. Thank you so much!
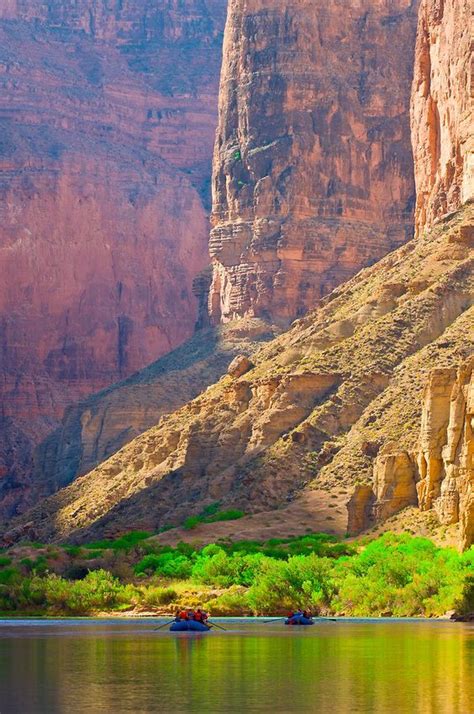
<box><xmin>411</xmin><ymin>0</ymin><xmax>473</xmax><ymax>236</ymax></box>
<box><xmin>0</xmin><ymin>0</ymin><xmax>423</xmax><ymax>519</ymax></box>
<box><xmin>208</xmin><ymin>0</ymin><xmax>419</xmax><ymax>325</ymax></box>
<box><xmin>3</xmin><ymin>0</ymin><xmax>473</xmax><ymax>547</ymax></box>
<box><xmin>0</xmin><ymin>1</ymin><xmax>227</xmax><ymax>509</ymax></box>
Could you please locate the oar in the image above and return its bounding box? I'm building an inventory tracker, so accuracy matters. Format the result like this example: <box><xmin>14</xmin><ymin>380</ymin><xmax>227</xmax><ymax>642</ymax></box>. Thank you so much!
<box><xmin>263</xmin><ymin>618</ymin><xmax>286</xmax><ymax>624</ymax></box>
<box><xmin>207</xmin><ymin>620</ymin><xmax>227</xmax><ymax>631</ymax></box>
<box><xmin>154</xmin><ymin>620</ymin><xmax>176</xmax><ymax>631</ymax></box>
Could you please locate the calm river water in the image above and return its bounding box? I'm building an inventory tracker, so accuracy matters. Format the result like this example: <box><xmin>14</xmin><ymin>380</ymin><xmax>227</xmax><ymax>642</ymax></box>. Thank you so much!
<box><xmin>0</xmin><ymin>618</ymin><xmax>473</xmax><ymax>713</ymax></box>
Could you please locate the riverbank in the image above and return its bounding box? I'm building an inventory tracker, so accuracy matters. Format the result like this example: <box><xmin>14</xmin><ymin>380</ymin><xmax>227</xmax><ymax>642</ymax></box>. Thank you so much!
<box><xmin>0</xmin><ymin>532</ymin><xmax>472</xmax><ymax>618</ymax></box>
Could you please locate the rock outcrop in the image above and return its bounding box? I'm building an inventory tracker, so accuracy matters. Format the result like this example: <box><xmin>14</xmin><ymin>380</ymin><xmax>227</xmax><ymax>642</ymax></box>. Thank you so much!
<box><xmin>411</xmin><ymin>0</ymin><xmax>473</xmax><ymax>236</ymax></box>
<box><xmin>417</xmin><ymin>360</ymin><xmax>473</xmax><ymax>549</ymax></box>
<box><xmin>6</xmin><ymin>205</ymin><xmax>471</xmax><ymax>544</ymax></box>
<box><xmin>208</xmin><ymin>0</ymin><xmax>419</xmax><ymax>325</ymax></box>
<box><xmin>12</xmin><ymin>318</ymin><xmax>277</xmax><ymax>516</ymax></box>
<box><xmin>0</xmin><ymin>2</ymin><xmax>227</xmax><ymax>511</ymax></box>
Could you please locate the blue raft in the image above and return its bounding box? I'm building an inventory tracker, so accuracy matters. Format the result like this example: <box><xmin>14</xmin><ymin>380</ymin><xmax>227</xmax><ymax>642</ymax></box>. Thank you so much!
<box><xmin>285</xmin><ymin>616</ymin><xmax>314</xmax><ymax>626</ymax></box>
<box><xmin>170</xmin><ymin>620</ymin><xmax>211</xmax><ymax>632</ymax></box>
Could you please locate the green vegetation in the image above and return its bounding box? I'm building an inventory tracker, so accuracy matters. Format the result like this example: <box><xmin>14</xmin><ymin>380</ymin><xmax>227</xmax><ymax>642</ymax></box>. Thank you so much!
<box><xmin>0</xmin><ymin>533</ymin><xmax>472</xmax><ymax>617</ymax></box>
<box><xmin>182</xmin><ymin>503</ymin><xmax>245</xmax><ymax>530</ymax></box>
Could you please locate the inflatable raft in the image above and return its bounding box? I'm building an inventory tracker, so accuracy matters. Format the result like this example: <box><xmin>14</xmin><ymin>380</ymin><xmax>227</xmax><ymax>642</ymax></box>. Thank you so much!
<box><xmin>285</xmin><ymin>616</ymin><xmax>314</xmax><ymax>626</ymax></box>
<box><xmin>170</xmin><ymin>620</ymin><xmax>211</xmax><ymax>632</ymax></box>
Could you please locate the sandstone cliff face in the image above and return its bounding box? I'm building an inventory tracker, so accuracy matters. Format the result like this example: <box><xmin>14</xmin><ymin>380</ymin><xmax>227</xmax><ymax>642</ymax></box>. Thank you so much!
<box><xmin>0</xmin><ymin>2</ymin><xmax>226</xmax><ymax>512</ymax></box>
<box><xmin>208</xmin><ymin>0</ymin><xmax>419</xmax><ymax>325</ymax></box>
<box><xmin>411</xmin><ymin>0</ymin><xmax>473</xmax><ymax>236</ymax></box>
<box><xmin>7</xmin><ymin>206</ymin><xmax>471</xmax><ymax>545</ymax></box>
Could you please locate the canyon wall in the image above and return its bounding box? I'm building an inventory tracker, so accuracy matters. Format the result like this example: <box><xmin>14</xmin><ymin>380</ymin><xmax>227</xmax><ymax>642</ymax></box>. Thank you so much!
<box><xmin>411</xmin><ymin>0</ymin><xmax>473</xmax><ymax>236</ymax></box>
<box><xmin>6</xmin><ymin>205</ymin><xmax>471</xmax><ymax>545</ymax></box>
<box><xmin>0</xmin><ymin>2</ymin><xmax>227</xmax><ymax>511</ymax></box>
<box><xmin>208</xmin><ymin>0</ymin><xmax>419</xmax><ymax>325</ymax></box>
<box><xmin>0</xmin><ymin>0</ymin><xmax>424</xmax><ymax>520</ymax></box>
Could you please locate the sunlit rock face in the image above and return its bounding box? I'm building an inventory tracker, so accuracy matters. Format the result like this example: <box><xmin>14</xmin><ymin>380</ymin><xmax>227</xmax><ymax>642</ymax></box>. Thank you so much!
<box><xmin>411</xmin><ymin>0</ymin><xmax>473</xmax><ymax>237</ymax></box>
<box><xmin>416</xmin><ymin>360</ymin><xmax>474</xmax><ymax>550</ymax></box>
<box><xmin>0</xmin><ymin>0</ymin><xmax>227</xmax><ymax>513</ymax></box>
<box><xmin>208</xmin><ymin>0</ymin><xmax>419</xmax><ymax>326</ymax></box>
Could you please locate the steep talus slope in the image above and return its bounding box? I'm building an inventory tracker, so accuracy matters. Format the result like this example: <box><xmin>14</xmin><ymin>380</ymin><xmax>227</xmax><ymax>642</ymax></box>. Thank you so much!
<box><xmin>0</xmin><ymin>2</ymin><xmax>227</xmax><ymax>510</ymax></box>
<box><xmin>14</xmin><ymin>319</ymin><xmax>277</xmax><ymax>515</ymax></box>
<box><xmin>7</xmin><ymin>205</ymin><xmax>471</xmax><ymax>544</ymax></box>
<box><xmin>209</xmin><ymin>0</ymin><xmax>419</xmax><ymax>325</ymax></box>
<box><xmin>411</xmin><ymin>0</ymin><xmax>473</xmax><ymax>235</ymax></box>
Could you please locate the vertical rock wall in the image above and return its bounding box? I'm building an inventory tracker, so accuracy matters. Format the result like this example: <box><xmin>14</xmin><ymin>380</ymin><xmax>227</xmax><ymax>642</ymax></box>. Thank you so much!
<box><xmin>208</xmin><ymin>0</ymin><xmax>419</xmax><ymax>326</ymax></box>
<box><xmin>0</xmin><ymin>1</ymin><xmax>227</xmax><ymax>506</ymax></box>
<box><xmin>411</xmin><ymin>0</ymin><xmax>473</xmax><ymax>236</ymax></box>
<box><xmin>416</xmin><ymin>360</ymin><xmax>474</xmax><ymax>549</ymax></box>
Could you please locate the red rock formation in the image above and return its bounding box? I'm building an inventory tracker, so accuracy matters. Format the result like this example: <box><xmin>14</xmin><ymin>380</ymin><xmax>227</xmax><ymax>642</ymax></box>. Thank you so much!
<box><xmin>411</xmin><ymin>0</ymin><xmax>473</xmax><ymax>236</ymax></box>
<box><xmin>0</xmin><ymin>3</ymin><xmax>226</xmax><ymax>501</ymax></box>
<box><xmin>208</xmin><ymin>0</ymin><xmax>419</xmax><ymax>325</ymax></box>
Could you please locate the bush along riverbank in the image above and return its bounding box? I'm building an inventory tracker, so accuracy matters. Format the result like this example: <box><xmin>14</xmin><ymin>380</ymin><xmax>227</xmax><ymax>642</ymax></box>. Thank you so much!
<box><xmin>0</xmin><ymin>532</ymin><xmax>472</xmax><ymax>618</ymax></box>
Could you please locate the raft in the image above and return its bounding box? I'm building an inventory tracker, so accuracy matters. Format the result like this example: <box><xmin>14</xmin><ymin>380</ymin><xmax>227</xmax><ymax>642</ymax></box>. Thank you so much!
<box><xmin>170</xmin><ymin>620</ymin><xmax>211</xmax><ymax>632</ymax></box>
<box><xmin>285</xmin><ymin>616</ymin><xmax>314</xmax><ymax>626</ymax></box>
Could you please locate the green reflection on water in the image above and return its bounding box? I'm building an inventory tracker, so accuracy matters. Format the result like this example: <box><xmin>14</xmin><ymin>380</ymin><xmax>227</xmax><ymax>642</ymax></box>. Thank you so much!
<box><xmin>0</xmin><ymin>622</ymin><xmax>472</xmax><ymax>713</ymax></box>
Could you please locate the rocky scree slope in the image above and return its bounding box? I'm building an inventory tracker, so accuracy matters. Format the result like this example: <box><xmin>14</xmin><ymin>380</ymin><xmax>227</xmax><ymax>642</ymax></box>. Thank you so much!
<box><xmin>208</xmin><ymin>0</ymin><xmax>419</xmax><ymax>325</ymax></box>
<box><xmin>9</xmin><ymin>319</ymin><xmax>278</xmax><ymax>517</ymax></box>
<box><xmin>0</xmin><ymin>1</ymin><xmax>227</xmax><ymax>514</ymax></box>
<box><xmin>6</xmin><ymin>204</ymin><xmax>472</xmax><ymax>545</ymax></box>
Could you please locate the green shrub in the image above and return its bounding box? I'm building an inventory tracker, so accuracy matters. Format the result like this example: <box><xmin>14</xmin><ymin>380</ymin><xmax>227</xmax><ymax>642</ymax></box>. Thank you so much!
<box><xmin>183</xmin><ymin>506</ymin><xmax>245</xmax><ymax>530</ymax></box>
<box><xmin>209</xmin><ymin>509</ymin><xmax>245</xmax><ymax>523</ymax></box>
<box><xmin>134</xmin><ymin>553</ymin><xmax>193</xmax><ymax>580</ymax></box>
<box><xmin>85</xmin><ymin>531</ymin><xmax>152</xmax><ymax>551</ymax></box>
<box><xmin>141</xmin><ymin>586</ymin><xmax>177</xmax><ymax>607</ymax></box>
<box><xmin>247</xmin><ymin>554</ymin><xmax>334</xmax><ymax>614</ymax></box>
<box><xmin>86</xmin><ymin>550</ymin><xmax>104</xmax><ymax>560</ymax></box>
<box><xmin>63</xmin><ymin>545</ymin><xmax>83</xmax><ymax>558</ymax></box>
<box><xmin>0</xmin><ymin>556</ymin><xmax>12</xmax><ymax>567</ymax></box>
<box><xmin>183</xmin><ymin>516</ymin><xmax>200</xmax><ymax>531</ymax></box>
<box><xmin>331</xmin><ymin>534</ymin><xmax>466</xmax><ymax>616</ymax></box>
<box><xmin>204</xmin><ymin>588</ymin><xmax>250</xmax><ymax>616</ymax></box>
<box><xmin>192</xmin><ymin>548</ymin><xmax>266</xmax><ymax>587</ymax></box>
<box><xmin>20</xmin><ymin>556</ymin><xmax>48</xmax><ymax>575</ymax></box>
<box><xmin>42</xmin><ymin>570</ymin><xmax>136</xmax><ymax>614</ymax></box>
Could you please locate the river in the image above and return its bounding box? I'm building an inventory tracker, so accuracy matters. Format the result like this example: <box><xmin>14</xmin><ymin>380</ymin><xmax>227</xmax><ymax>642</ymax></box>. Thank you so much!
<box><xmin>0</xmin><ymin>618</ymin><xmax>472</xmax><ymax>713</ymax></box>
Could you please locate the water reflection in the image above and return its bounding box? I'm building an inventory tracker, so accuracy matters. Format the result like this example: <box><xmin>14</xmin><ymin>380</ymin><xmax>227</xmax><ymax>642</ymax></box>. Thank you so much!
<box><xmin>0</xmin><ymin>621</ymin><xmax>472</xmax><ymax>713</ymax></box>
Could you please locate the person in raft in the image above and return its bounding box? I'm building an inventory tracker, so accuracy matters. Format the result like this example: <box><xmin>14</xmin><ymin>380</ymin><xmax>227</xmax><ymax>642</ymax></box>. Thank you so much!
<box><xmin>194</xmin><ymin>609</ymin><xmax>209</xmax><ymax>624</ymax></box>
<box><xmin>287</xmin><ymin>610</ymin><xmax>313</xmax><ymax>622</ymax></box>
<box><xmin>174</xmin><ymin>609</ymin><xmax>209</xmax><ymax>623</ymax></box>
<box><xmin>287</xmin><ymin>610</ymin><xmax>304</xmax><ymax>620</ymax></box>
<box><xmin>175</xmin><ymin>609</ymin><xmax>190</xmax><ymax>621</ymax></box>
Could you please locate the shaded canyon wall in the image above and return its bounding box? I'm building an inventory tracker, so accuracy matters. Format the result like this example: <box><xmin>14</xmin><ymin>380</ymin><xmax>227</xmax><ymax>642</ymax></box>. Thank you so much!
<box><xmin>0</xmin><ymin>1</ymin><xmax>227</xmax><ymax>510</ymax></box>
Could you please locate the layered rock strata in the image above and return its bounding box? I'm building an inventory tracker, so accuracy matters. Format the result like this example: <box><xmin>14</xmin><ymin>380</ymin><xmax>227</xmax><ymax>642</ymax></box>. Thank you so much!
<box><xmin>208</xmin><ymin>0</ymin><xmax>419</xmax><ymax>325</ymax></box>
<box><xmin>0</xmin><ymin>2</ymin><xmax>226</xmax><ymax>510</ymax></box>
<box><xmin>6</xmin><ymin>205</ymin><xmax>471</xmax><ymax>545</ymax></box>
<box><xmin>411</xmin><ymin>0</ymin><xmax>473</xmax><ymax>236</ymax></box>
